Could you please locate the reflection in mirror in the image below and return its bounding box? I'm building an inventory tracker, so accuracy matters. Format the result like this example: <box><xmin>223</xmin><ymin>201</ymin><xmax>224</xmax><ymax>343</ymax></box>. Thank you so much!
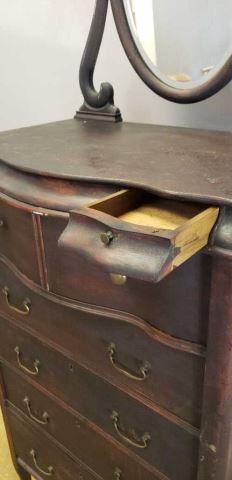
<box><xmin>125</xmin><ymin>0</ymin><xmax>232</xmax><ymax>85</ymax></box>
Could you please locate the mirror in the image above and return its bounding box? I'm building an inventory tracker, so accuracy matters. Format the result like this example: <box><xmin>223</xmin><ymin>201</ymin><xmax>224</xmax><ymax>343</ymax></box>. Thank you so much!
<box><xmin>78</xmin><ymin>0</ymin><xmax>232</xmax><ymax>119</ymax></box>
<box><xmin>111</xmin><ymin>0</ymin><xmax>232</xmax><ymax>103</ymax></box>
<box><xmin>124</xmin><ymin>0</ymin><xmax>232</xmax><ymax>87</ymax></box>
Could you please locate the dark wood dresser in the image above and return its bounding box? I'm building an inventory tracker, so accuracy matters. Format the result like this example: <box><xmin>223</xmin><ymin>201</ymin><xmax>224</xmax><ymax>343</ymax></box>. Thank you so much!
<box><xmin>0</xmin><ymin>119</ymin><xmax>231</xmax><ymax>480</ymax></box>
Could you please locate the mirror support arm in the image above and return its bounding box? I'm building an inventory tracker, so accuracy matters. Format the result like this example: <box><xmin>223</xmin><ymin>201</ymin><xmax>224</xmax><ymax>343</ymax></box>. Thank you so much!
<box><xmin>76</xmin><ymin>0</ymin><xmax>231</xmax><ymax>112</ymax></box>
<box><xmin>76</xmin><ymin>0</ymin><xmax>122</xmax><ymax>122</ymax></box>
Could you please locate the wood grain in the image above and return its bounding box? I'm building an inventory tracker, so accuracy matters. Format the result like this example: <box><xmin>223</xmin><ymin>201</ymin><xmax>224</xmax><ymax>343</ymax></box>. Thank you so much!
<box><xmin>119</xmin><ymin>199</ymin><xmax>201</xmax><ymax>230</ymax></box>
<box><xmin>0</xmin><ymin>120</ymin><xmax>231</xmax><ymax>208</ymax></box>
<box><xmin>0</xmin><ymin>118</ymin><xmax>229</xmax><ymax>480</ymax></box>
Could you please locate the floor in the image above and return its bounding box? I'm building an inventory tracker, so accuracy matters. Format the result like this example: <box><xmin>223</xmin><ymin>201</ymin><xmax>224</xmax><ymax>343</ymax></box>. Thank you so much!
<box><xmin>0</xmin><ymin>409</ymin><xmax>19</xmax><ymax>480</ymax></box>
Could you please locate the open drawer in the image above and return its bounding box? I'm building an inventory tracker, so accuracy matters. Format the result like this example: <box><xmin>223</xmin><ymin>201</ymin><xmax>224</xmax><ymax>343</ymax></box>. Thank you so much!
<box><xmin>59</xmin><ymin>189</ymin><xmax>219</xmax><ymax>284</ymax></box>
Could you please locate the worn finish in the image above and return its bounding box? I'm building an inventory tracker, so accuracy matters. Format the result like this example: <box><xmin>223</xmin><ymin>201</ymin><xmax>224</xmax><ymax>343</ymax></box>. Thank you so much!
<box><xmin>2</xmin><ymin>366</ymin><xmax>167</xmax><ymax>480</ymax></box>
<box><xmin>7</xmin><ymin>408</ymin><xmax>102</xmax><ymax>480</ymax></box>
<box><xmin>59</xmin><ymin>190</ymin><xmax>218</xmax><ymax>283</ymax></box>
<box><xmin>198</xmin><ymin>255</ymin><xmax>232</xmax><ymax>479</ymax></box>
<box><xmin>0</xmin><ymin>120</ymin><xmax>231</xmax><ymax>207</ymax></box>
<box><xmin>42</xmin><ymin>211</ymin><xmax>212</xmax><ymax>344</ymax></box>
<box><xmin>0</xmin><ymin>161</ymin><xmax>119</xmax><ymax>212</ymax></box>
<box><xmin>0</xmin><ymin>198</ymin><xmax>41</xmax><ymax>284</ymax></box>
<box><xmin>0</xmin><ymin>316</ymin><xmax>199</xmax><ymax>480</ymax></box>
<box><xmin>0</xmin><ymin>258</ymin><xmax>205</xmax><ymax>426</ymax></box>
<box><xmin>0</xmin><ymin>118</ymin><xmax>231</xmax><ymax>480</ymax></box>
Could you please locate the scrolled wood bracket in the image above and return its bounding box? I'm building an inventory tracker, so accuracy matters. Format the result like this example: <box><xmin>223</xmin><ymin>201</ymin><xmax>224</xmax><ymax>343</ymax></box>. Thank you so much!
<box><xmin>75</xmin><ymin>0</ymin><xmax>122</xmax><ymax>122</ymax></box>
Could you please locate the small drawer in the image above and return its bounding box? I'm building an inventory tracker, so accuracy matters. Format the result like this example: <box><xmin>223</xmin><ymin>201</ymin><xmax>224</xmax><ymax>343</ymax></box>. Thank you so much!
<box><xmin>42</xmin><ymin>213</ymin><xmax>212</xmax><ymax>344</ymax></box>
<box><xmin>0</xmin><ymin>258</ymin><xmax>205</xmax><ymax>427</ymax></box>
<box><xmin>0</xmin><ymin>317</ymin><xmax>199</xmax><ymax>480</ymax></box>
<box><xmin>0</xmin><ymin>195</ymin><xmax>40</xmax><ymax>282</ymax></box>
<box><xmin>3</xmin><ymin>365</ymin><xmax>163</xmax><ymax>480</ymax></box>
<box><xmin>6</xmin><ymin>407</ymin><xmax>101</xmax><ymax>480</ymax></box>
<box><xmin>59</xmin><ymin>189</ymin><xmax>219</xmax><ymax>283</ymax></box>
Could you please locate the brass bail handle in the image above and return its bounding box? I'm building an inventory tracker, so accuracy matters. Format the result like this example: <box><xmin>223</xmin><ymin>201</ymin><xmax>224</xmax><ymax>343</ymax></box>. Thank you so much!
<box><xmin>23</xmin><ymin>397</ymin><xmax>49</xmax><ymax>425</ymax></box>
<box><xmin>30</xmin><ymin>450</ymin><xmax>54</xmax><ymax>477</ymax></box>
<box><xmin>114</xmin><ymin>467</ymin><xmax>122</xmax><ymax>480</ymax></box>
<box><xmin>111</xmin><ymin>411</ymin><xmax>151</xmax><ymax>449</ymax></box>
<box><xmin>108</xmin><ymin>343</ymin><xmax>150</xmax><ymax>381</ymax></box>
<box><xmin>3</xmin><ymin>286</ymin><xmax>31</xmax><ymax>316</ymax></box>
<box><xmin>14</xmin><ymin>346</ymin><xmax>40</xmax><ymax>376</ymax></box>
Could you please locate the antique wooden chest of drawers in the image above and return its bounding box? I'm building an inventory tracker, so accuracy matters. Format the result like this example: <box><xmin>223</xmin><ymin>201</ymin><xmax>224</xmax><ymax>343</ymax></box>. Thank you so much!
<box><xmin>0</xmin><ymin>119</ymin><xmax>232</xmax><ymax>480</ymax></box>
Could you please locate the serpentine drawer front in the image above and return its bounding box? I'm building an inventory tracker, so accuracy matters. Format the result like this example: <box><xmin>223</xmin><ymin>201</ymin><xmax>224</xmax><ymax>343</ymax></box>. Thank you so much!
<box><xmin>0</xmin><ymin>315</ymin><xmax>199</xmax><ymax>480</ymax></box>
<box><xmin>43</xmin><ymin>212</ymin><xmax>212</xmax><ymax>344</ymax></box>
<box><xmin>2</xmin><ymin>365</ymin><xmax>163</xmax><ymax>480</ymax></box>
<box><xmin>0</xmin><ymin>118</ymin><xmax>231</xmax><ymax>480</ymax></box>
<box><xmin>6</xmin><ymin>407</ymin><xmax>102</xmax><ymax>480</ymax></box>
<box><xmin>59</xmin><ymin>189</ymin><xmax>219</xmax><ymax>283</ymax></box>
<box><xmin>0</xmin><ymin>259</ymin><xmax>205</xmax><ymax>426</ymax></box>
<box><xmin>0</xmin><ymin>196</ymin><xmax>40</xmax><ymax>282</ymax></box>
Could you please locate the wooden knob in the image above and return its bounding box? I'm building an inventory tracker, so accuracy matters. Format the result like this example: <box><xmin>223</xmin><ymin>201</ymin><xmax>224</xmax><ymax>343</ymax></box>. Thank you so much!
<box><xmin>100</xmin><ymin>231</ymin><xmax>114</xmax><ymax>246</ymax></box>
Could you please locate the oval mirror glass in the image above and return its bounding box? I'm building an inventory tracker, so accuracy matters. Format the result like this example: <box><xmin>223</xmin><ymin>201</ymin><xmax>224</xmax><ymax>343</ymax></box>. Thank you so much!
<box><xmin>124</xmin><ymin>0</ymin><xmax>232</xmax><ymax>88</ymax></box>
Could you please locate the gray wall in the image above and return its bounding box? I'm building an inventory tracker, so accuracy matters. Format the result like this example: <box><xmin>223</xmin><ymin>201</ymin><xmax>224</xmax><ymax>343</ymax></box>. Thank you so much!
<box><xmin>0</xmin><ymin>0</ymin><xmax>231</xmax><ymax>132</ymax></box>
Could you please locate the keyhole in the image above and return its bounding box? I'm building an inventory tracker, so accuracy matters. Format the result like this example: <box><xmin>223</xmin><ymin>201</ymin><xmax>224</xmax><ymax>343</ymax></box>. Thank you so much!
<box><xmin>69</xmin><ymin>363</ymin><xmax>74</xmax><ymax>373</ymax></box>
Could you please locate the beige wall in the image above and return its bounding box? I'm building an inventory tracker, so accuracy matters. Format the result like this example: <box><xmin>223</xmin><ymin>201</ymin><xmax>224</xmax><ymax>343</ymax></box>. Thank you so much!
<box><xmin>0</xmin><ymin>409</ymin><xmax>19</xmax><ymax>480</ymax></box>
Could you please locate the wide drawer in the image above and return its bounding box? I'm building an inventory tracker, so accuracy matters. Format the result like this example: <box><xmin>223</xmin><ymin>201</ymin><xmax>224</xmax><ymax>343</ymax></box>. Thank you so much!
<box><xmin>0</xmin><ymin>258</ymin><xmax>205</xmax><ymax>427</ymax></box>
<box><xmin>0</xmin><ymin>316</ymin><xmax>199</xmax><ymax>480</ymax></box>
<box><xmin>6</xmin><ymin>407</ymin><xmax>101</xmax><ymax>480</ymax></box>
<box><xmin>59</xmin><ymin>189</ymin><xmax>219</xmax><ymax>283</ymax></box>
<box><xmin>0</xmin><ymin>195</ymin><xmax>40</xmax><ymax>282</ymax></box>
<box><xmin>42</xmin><ymin>212</ymin><xmax>212</xmax><ymax>345</ymax></box>
<box><xmin>2</xmin><ymin>365</ymin><xmax>163</xmax><ymax>480</ymax></box>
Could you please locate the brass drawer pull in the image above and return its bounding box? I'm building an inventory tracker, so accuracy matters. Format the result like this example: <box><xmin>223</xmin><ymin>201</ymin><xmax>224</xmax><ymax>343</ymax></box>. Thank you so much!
<box><xmin>23</xmin><ymin>397</ymin><xmax>49</xmax><ymax>425</ymax></box>
<box><xmin>30</xmin><ymin>449</ymin><xmax>54</xmax><ymax>476</ymax></box>
<box><xmin>111</xmin><ymin>411</ymin><xmax>151</xmax><ymax>449</ymax></box>
<box><xmin>114</xmin><ymin>468</ymin><xmax>122</xmax><ymax>480</ymax></box>
<box><xmin>14</xmin><ymin>346</ymin><xmax>40</xmax><ymax>376</ymax></box>
<box><xmin>3</xmin><ymin>286</ymin><xmax>31</xmax><ymax>316</ymax></box>
<box><xmin>100</xmin><ymin>231</ymin><xmax>114</xmax><ymax>245</ymax></box>
<box><xmin>108</xmin><ymin>343</ymin><xmax>150</xmax><ymax>381</ymax></box>
<box><xmin>109</xmin><ymin>274</ymin><xmax>127</xmax><ymax>286</ymax></box>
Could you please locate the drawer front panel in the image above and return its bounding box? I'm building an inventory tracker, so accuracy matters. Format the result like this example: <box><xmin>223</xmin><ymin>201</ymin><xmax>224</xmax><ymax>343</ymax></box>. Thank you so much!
<box><xmin>6</xmin><ymin>407</ymin><xmax>100</xmax><ymax>480</ymax></box>
<box><xmin>0</xmin><ymin>197</ymin><xmax>40</xmax><ymax>282</ymax></box>
<box><xmin>58</xmin><ymin>192</ymin><xmax>218</xmax><ymax>283</ymax></box>
<box><xmin>42</xmin><ymin>213</ymin><xmax>211</xmax><ymax>344</ymax></box>
<box><xmin>3</xmin><ymin>365</ymin><xmax>162</xmax><ymax>480</ymax></box>
<box><xmin>0</xmin><ymin>259</ymin><xmax>204</xmax><ymax>427</ymax></box>
<box><xmin>0</xmin><ymin>316</ymin><xmax>199</xmax><ymax>480</ymax></box>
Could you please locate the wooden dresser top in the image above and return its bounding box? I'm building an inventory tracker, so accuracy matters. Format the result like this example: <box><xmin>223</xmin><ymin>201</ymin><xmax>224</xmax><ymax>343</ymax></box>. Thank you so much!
<box><xmin>0</xmin><ymin>119</ymin><xmax>231</xmax><ymax>207</ymax></box>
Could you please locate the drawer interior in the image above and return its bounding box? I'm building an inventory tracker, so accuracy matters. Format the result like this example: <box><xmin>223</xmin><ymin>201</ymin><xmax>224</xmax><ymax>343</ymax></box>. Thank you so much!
<box><xmin>88</xmin><ymin>189</ymin><xmax>211</xmax><ymax>232</ymax></box>
<box><xmin>59</xmin><ymin>188</ymin><xmax>219</xmax><ymax>282</ymax></box>
<box><xmin>87</xmin><ymin>188</ymin><xmax>219</xmax><ymax>273</ymax></box>
<box><xmin>119</xmin><ymin>198</ymin><xmax>203</xmax><ymax>231</ymax></box>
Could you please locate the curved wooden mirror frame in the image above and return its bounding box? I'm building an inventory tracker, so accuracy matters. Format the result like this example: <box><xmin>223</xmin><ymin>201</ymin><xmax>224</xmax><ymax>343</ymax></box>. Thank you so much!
<box><xmin>111</xmin><ymin>0</ymin><xmax>232</xmax><ymax>104</ymax></box>
<box><xmin>76</xmin><ymin>0</ymin><xmax>232</xmax><ymax>121</ymax></box>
